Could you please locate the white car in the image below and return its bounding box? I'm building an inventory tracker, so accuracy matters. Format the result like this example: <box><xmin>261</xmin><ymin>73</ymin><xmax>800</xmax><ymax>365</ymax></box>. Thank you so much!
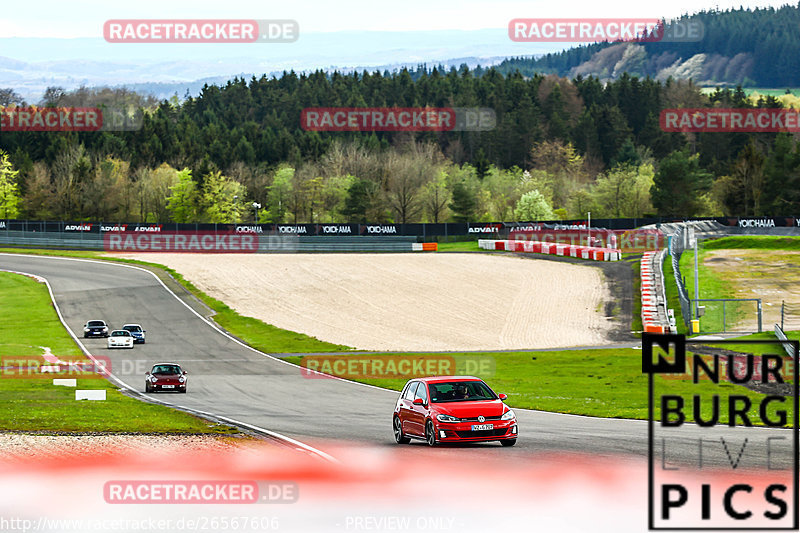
<box><xmin>107</xmin><ymin>329</ymin><xmax>134</xmax><ymax>349</ymax></box>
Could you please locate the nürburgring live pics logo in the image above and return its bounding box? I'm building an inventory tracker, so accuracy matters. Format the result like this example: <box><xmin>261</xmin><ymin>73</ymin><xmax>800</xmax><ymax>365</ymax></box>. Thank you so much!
<box><xmin>643</xmin><ymin>333</ymin><xmax>799</xmax><ymax>530</ymax></box>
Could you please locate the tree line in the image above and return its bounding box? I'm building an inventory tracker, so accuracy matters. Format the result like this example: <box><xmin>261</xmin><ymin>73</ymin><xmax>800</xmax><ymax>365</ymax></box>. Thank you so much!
<box><xmin>0</xmin><ymin>66</ymin><xmax>799</xmax><ymax>223</ymax></box>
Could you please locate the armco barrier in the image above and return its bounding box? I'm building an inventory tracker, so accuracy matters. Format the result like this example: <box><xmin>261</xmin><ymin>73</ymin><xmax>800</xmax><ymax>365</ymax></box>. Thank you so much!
<box><xmin>0</xmin><ymin>230</ymin><xmax>437</xmax><ymax>253</ymax></box>
<box><xmin>773</xmin><ymin>323</ymin><xmax>797</xmax><ymax>359</ymax></box>
<box><xmin>477</xmin><ymin>239</ymin><xmax>621</xmax><ymax>261</ymax></box>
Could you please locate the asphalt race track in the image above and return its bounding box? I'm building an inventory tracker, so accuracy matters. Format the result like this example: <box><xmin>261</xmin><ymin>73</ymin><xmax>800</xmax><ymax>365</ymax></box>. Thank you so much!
<box><xmin>1</xmin><ymin>253</ymin><xmax>794</xmax><ymax>468</ymax></box>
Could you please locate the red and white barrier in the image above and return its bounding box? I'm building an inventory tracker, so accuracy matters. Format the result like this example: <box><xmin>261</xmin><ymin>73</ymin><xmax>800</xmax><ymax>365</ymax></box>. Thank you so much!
<box><xmin>641</xmin><ymin>251</ymin><xmax>669</xmax><ymax>333</ymax></box>
<box><xmin>478</xmin><ymin>239</ymin><xmax>621</xmax><ymax>261</ymax></box>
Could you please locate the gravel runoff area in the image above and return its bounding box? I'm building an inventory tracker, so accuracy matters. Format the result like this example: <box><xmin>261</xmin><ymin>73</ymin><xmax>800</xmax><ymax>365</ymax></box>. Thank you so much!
<box><xmin>112</xmin><ymin>252</ymin><xmax>617</xmax><ymax>351</ymax></box>
<box><xmin>0</xmin><ymin>433</ymin><xmax>260</xmax><ymax>461</ymax></box>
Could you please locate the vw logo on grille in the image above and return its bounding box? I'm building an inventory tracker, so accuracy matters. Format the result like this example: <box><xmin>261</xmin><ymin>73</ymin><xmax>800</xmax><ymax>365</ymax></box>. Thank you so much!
<box><xmin>477</xmin><ymin>416</ymin><xmax>485</xmax><ymax>423</ymax></box>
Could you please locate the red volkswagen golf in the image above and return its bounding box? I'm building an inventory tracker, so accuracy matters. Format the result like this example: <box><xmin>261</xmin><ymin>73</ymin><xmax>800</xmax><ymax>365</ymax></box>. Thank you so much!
<box><xmin>393</xmin><ymin>376</ymin><xmax>517</xmax><ymax>446</ymax></box>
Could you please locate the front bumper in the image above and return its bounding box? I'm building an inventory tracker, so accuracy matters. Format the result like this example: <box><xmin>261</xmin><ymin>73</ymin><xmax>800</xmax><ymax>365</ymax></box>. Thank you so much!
<box><xmin>86</xmin><ymin>330</ymin><xmax>108</xmax><ymax>337</ymax></box>
<box><xmin>151</xmin><ymin>382</ymin><xmax>186</xmax><ymax>391</ymax></box>
<box><xmin>108</xmin><ymin>341</ymin><xmax>133</xmax><ymax>348</ymax></box>
<box><xmin>433</xmin><ymin>419</ymin><xmax>518</xmax><ymax>442</ymax></box>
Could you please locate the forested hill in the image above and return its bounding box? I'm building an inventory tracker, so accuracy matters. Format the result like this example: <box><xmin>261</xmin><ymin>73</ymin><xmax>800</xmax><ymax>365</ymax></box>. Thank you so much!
<box><xmin>496</xmin><ymin>3</ymin><xmax>800</xmax><ymax>87</ymax></box>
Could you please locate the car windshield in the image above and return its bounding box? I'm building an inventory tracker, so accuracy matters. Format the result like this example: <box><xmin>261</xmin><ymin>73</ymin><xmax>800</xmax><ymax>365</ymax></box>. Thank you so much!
<box><xmin>429</xmin><ymin>381</ymin><xmax>496</xmax><ymax>403</ymax></box>
<box><xmin>87</xmin><ymin>321</ymin><xmax>105</xmax><ymax>327</ymax></box>
<box><xmin>153</xmin><ymin>365</ymin><xmax>181</xmax><ymax>375</ymax></box>
<box><xmin>123</xmin><ymin>325</ymin><xmax>141</xmax><ymax>332</ymax></box>
<box><xmin>111</xmin><ymin>330</ymin><xmax>130</xmax><ymax>336</ymax></box>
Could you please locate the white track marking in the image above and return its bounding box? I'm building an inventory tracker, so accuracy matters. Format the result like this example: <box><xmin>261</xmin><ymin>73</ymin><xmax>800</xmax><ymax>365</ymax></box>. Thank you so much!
<box><xmin>0</xmin><ymin>261</ymin><xmax>338</xmax><ymax>463</ymax></box>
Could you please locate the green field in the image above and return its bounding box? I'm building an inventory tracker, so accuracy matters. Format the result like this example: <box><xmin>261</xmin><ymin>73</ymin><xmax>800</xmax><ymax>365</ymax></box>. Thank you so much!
<box><xmin>678</xmin><ymin>236</ymin><xmax>800</xmax><ymax>333</ymax></box>
<box><xmin>679</xmin><ymin>244</ymin><xmax>745</xmax><ymax>333</ymax></box>
<box><xmin>0</xmin><ymin>271</ymin><xmax>240</xmax><ymax>434</ymax></box>
<box><xmin>703</xmin><ymin>235</ymin><xmax>800</xmax><ymax>251</ymax></box>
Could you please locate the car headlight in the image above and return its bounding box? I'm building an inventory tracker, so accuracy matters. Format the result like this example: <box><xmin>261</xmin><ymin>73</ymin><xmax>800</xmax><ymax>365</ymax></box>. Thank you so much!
<box><xmin>436</xmin><ymin>414</ymin><xmax>460</xmax><ymax>423</ymax></box>
<box><xmin>149</xmin><ymin>376</ymin><xmax>158</xmax><ymax>383</ymax></box>
<box><xmin>501</xmin><ymin>409</ymin><xmax>516</xmax><ymax>421</ymax></box>
<box><xmin>83</xmin><ymin>327</ymin><xmax>89</xmax><ymax>332</ymax></box>
<box><xmin>102</xmin><ymin>326</ymin><xmax>108</xmax><ymax>332</ymax></box>
<box><xmin>178</xmin><ymin>377</ymin><xmax>185</xmax><ymax>383</ymax></box>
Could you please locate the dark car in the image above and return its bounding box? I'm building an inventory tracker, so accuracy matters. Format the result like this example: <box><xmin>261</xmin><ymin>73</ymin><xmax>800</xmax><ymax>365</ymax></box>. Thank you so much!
<box><xmin>83</xmin><ymin>320</ymin><xmax>109</xmax><ymax>338</ymax></box>
<box><xmin>145</xmin><ymin>363</ymin><xmax>187</xmax><ymax>393</ymax></box>
<box><xmin>393</xmin><ymin>376</ymin><xmax>517</xmax><ymax>447</ymax></box>
<box><xmin>122</xmin><ymin>323</ymin><xmax>146</xmax><ymax>344</ymax></box>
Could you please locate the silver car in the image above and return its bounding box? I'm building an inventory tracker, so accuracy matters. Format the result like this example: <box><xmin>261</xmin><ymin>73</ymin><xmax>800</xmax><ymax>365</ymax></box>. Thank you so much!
<box><xmin>107</xmin><ymin>329</ymin><xmax>134</xmax><ymax>349</ymax></box>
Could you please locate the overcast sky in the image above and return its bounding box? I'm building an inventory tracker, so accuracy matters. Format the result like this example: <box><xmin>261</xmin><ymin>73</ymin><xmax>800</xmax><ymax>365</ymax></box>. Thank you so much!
<box><xmin>1</xmin><ymin>0</ymin><xmax>795</xmax><ymax>37</ymax></box>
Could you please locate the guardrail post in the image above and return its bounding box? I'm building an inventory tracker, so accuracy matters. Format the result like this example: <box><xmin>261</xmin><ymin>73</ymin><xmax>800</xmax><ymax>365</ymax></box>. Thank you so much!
<box><xmin>758</xmin><ymin>299</ymin><xmax>762</xmax><ymax>333</ymax></box>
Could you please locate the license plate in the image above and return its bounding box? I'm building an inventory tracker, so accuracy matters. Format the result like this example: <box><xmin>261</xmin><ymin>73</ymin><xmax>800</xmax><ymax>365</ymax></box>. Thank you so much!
<box><xmin>471</xmin><ymin>424</ymin><xmax>493</xmax><ymax>431</ymax></box>
<box><xmin>161</xmin><ymin>385</ymin><xmax>175</xmax><ymax>389</ymax></box>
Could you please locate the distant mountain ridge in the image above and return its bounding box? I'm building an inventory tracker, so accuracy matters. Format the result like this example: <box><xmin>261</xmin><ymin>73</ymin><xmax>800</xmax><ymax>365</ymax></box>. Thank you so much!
<box><xmin>0</xmin><ymin>29</ymin><xmax>563</xmax><ymax>101</ymax></box>
<box><xmin>495</xmin><ymin>4</ymin><xmax>800</xmax><ymax>87</ymax></box>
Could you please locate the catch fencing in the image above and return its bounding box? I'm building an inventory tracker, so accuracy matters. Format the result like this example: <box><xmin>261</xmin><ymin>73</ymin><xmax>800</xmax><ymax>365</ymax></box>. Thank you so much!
<box><xmin>668</xmin><ymin>225</ymin><xmax>693</xmax><ymax>330</ymax></box>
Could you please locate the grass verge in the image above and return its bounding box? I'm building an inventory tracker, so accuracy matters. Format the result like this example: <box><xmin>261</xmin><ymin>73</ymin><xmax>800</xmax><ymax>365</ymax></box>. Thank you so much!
<box><xmin>436</xmin><ymin>241</ymin><xmax>481</xmax><ymax>252</ymax></box>
<box><xmin>0</xmin><ymin>271</ymin><xmax>239</xmax><ymax>434</ymax></box>
<box><xmin>722</xmin><ymin>330</ymin><xmax>800</xmax><ymax>356</ymax></box>
<box><xmin>284</xmin><ymin>349</ymin><xmax>793</xmax><ymax>426</ymax></box>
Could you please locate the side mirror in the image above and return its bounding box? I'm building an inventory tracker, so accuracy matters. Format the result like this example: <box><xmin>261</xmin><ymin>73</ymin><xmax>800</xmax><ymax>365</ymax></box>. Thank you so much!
<box><xmin>183</xmin><ymin>371</ymin><xmax>188</xmax><ymax>375</ymax></box>
<box><xmin>498</xmin><ymin>393</ymin><xmax>508</xmax><ymax>401</ymax></box>
<box><xmin>145</xmin><ymin>372</ymin><xmax>150</xmax><ymax>377</ymax></box>
<box><xmin>412</xmin><ymin>398</ymin><xmax>424</xmax><ymax>406</ymax></box>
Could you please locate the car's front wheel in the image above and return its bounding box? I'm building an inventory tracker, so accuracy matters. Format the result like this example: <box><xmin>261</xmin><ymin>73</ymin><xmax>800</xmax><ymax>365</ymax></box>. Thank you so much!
<box><xmin>500</xmin><ymin>439</ymin><xmax>517</xmax><ymax>447</ymax></box>
<box><xmin>145</xmin><ymin>383</ymin><xmax>152</xmax><ymax>393</ymax></box>
<box><xmin>393</xmin><ymin>416</ymin><xmax>410</xmax><ymax>444</ymax></box>
<box><xmin>425</xmin><ymin>420</ymin><xmax>437</xmax><ymax>447</ymax></box>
